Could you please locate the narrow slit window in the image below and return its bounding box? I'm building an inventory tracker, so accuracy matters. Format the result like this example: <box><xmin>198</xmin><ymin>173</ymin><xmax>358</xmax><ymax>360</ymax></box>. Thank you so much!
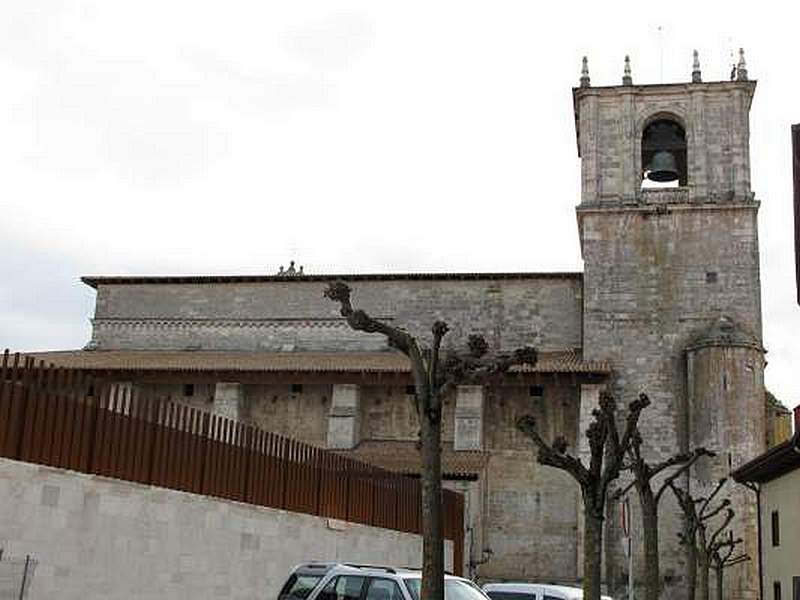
<box><xmin>529</xmin><ymin>385</ymin><xmax>544</xmax><ymax>399</ymax></box>
<box><xmin>772</xmin><ymin>510</ymin><xmax>780</xmax><ymax>546</ymax></box>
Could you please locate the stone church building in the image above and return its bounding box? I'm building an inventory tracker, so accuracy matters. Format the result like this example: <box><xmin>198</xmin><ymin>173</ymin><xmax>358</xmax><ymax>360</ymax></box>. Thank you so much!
<box><xmin>33</xmin><ymin>56</ymin><xmax>788</xmax><ymax>599</ymax></box>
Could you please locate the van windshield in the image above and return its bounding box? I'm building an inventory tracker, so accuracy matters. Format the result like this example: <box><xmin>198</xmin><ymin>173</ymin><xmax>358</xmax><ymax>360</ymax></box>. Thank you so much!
<box><xmin>404</xmin><ymin>579</ymin><xmax>489</xmax><ymax>600</ymax></box>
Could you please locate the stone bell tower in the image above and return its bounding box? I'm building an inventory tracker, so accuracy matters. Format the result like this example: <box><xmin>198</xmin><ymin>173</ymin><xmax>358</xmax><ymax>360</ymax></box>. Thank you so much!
<box><xmin>574</xmin><ymin>52</ymin><xmax>764</xmax><ymax>599</ymax></box>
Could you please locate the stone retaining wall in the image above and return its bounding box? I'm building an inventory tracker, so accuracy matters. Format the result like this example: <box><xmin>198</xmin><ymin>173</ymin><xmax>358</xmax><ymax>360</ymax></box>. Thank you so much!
<box><xmin>0</xmin><ymin>458</ymin><xmax>450</xmax><ymax>599</ymax></box>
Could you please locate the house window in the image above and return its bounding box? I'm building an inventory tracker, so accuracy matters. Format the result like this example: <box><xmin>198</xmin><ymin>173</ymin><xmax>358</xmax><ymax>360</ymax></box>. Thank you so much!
<box><xmin>183</xmin><ymin>384</ymin><xmax>195</xmax><ymax>397</ymax></box>
<box><xmin>405</xmin><ymin>385</ymin><xmax>416</xmax><ymax>395</ymax></box>
<box><xmin>772</xmin><ymin>510</ymin><xmax>780</xmax><ymax>546</ymax></box>
<box><xmin>774</xmin><ymin>581</ymin><xmax>781</xmax><ymax>600</ymax></box>
<box><xmin>291</xmin><ymin>384</ymin><xmax>303</xmax><ymax>394</ymax></box>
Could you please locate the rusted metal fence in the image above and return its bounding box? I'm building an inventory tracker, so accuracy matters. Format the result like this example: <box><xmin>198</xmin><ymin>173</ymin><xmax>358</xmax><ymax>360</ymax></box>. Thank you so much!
<box><xmin>0</xmin><ymin>351</ymin><xmax>464</xmax><ymax>573</ymax></box>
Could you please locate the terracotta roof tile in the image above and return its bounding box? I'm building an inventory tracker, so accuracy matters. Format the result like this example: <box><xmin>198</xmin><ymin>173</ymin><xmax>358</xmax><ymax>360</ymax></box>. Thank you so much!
<box><xmin>22</xmin><ymin>350</ymin><xmax>611</xmax><ymax>375</ymax></box>
<box><xmin>338</xmin><ymin>441</ymin><xmax>488</xmax><ymax>477</ymax></box>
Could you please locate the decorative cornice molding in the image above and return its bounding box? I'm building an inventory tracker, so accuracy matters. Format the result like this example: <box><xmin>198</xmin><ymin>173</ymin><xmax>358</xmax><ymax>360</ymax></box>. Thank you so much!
<box><xmin>639</xmin><ymin>187</ymin><xmax>689</xmax><ymax>204</ymax></box>
<box><xmin>91</xmin><ymin>317</ymin><xmax>395</xmax><ymax>330</ymax></box>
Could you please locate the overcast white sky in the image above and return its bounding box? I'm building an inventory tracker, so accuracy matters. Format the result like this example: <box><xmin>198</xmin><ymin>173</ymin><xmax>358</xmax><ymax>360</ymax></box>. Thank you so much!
<box><xmin>1</xmin><ymin>1</ymin><xmax>797</xmax><ymax>406</ymax></box>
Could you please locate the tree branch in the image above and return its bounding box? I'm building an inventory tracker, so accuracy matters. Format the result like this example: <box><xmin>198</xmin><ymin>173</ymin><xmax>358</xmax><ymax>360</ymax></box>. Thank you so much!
<box><xmin>699</xmin><ymin>478</ymin><xmax>728</xmax><ymax>518</ymax></box>
<box><xmin>707</xmin><ymin>509</ymin><xmax>735</xmax><ymax>551</ymax></box>
<box><xmin>701</xmin><ymin>500</ymin><xmax>732</xmax><ymax>524</ymax></box>
<box><xmin>325</xmin><ymin>281</ymin><xmax>430</xmax><ymax>399</ymax></box>
<box><xmin>428</xmin><ymin>321</ymin><xmax>449</xmax><ymax>402</ymax></box>
<box><xmin>441</xmin><ymin>340</ymin><xmax>537</xmax><ymax>388</ymax></box>
<box><xmin>618</xmin><ymin>394</ymin><xmax>651</xmax><ymax>458</ymax></box>
<box><xmin>655</xmin><ymin>447</ymin><xmax>716</xmax><ymax>503</ymax></box>
<box><xmin>516</xmin><ymin>415</ymin><xmax>591</xmax><ymax>486</ymax></box>
<box><xmin>612</xmin><ymin>478</ymin><xmax>636</xmax><ymax>500</ymax></box>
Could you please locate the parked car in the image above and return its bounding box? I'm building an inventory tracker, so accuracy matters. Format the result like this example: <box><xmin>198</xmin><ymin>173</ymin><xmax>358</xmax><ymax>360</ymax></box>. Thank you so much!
<box><xmin>277</xmin><ymin>563</ymin><xmax>492</xmax><ymax>600</ymax></box>
<box><xmin>482</xmin><ymin>582</ymin><xmax>614</xmax><ymax>600</ymax></box>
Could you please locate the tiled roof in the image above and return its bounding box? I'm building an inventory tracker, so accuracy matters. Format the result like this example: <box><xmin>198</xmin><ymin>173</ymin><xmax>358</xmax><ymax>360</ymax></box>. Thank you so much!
<box><xmin>731</xmin><ymin>434</ymin><xmax>800</xmax><ymax>484</ymax></box>
<box><xmin>22</xmin><ymin>350</ymin><xmax>612</xmax><ymax>375</ymax></box>
<box><xmin>81</xmin><ymin>272</ymin><xmax>582</xmax><ymax>288</ymax></box>
<box><xmin>338</xmin><ymin>440</ymin><xmax>488</xmax><ymax>478</ymax></box>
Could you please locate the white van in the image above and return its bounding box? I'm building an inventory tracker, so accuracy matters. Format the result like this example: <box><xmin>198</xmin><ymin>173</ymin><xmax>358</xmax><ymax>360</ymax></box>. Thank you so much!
<box><xmin>482</xmin><ymin>582</ymin><xmax>614</xmax><ymax>600</ymax></box>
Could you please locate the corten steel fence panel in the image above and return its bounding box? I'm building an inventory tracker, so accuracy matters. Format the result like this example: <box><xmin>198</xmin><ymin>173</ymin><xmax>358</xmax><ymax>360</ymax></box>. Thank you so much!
<box><xmin>0</xmin><ymin>351</ymin><xmax>466</xmax><ymax>575</ymax></box>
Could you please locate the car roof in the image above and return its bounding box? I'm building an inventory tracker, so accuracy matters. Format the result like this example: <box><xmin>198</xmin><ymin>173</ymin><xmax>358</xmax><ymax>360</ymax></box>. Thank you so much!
<box><xmin>291</xmin><ymin>563</ymin><xmax>464</xmax><ymax>579</ymax></box>
<box><xmin>483</xmin><ymin>583</ymin><xmax>612</xmax><ymax>600</ymax></box>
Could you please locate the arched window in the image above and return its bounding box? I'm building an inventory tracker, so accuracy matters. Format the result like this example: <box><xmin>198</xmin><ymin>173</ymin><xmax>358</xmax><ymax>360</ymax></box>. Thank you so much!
<box><xmin>641</xmin><ymin>119</ymin><xmax>687</xmax><ymax>188</ymax></box>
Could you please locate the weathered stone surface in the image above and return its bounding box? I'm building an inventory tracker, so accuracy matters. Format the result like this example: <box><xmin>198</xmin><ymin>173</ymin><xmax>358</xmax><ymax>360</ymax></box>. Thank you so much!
<box><xmin>576</xmin><ymin>80</ymin><xmax>763</xmax><ymax>600</ymax></box>
<box><xmin>454</xmin><ymin>386</ymin><xmax>484</xmax><ymax>451</ymax></box>
<box><xmin>90</xmin><ymin>277</ymin><xmax>583</xmax><ymax>354</ymax></box>
<box><xmin>214</xmin><ymin>382</ymin><xmax>243</xmax><ymax>420</ymax></box>
<box><xmin>0</xmin><ymin>457</ymin><xmax>451</xmax><ymax>600</ymax></box>
<box><xmin>327</xmin><ymin>384</ymin><xmax>361</xmax><ymax>449</ymax></box>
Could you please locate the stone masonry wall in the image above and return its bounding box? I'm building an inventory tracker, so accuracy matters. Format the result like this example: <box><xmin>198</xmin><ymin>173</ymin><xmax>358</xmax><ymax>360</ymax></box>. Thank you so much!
<box><xmin>580</xmin><ymin>205</ymin><xmax>762</xmax><ymax>599</ymax></box>
<box><xmin>575</xmin><ymin>78</ymin><xmax>763</xmax><ymax>599</ymax></box>
<box><xmin>576</xmin><ymin>82</ymin><xmax>754</xmax><ymax>205</ymax></box>
<box><xmin>117</xmin><ymin>379</ymin><xmax>585</xmax><ymax>585</ymax></box>
<box><xmin>89</xmin><ymin>277</ymin><xmax>582</xmax><ymax>353</ymax></box>
<box><xmin>0</xmin><ymin>457</ymin><xmax>452</xmax><ymax>600</ymax></box>
<box><xmin>479</xmin><ymin>384</ymin><xmax>581</xmax><ymax>583</ymax></box>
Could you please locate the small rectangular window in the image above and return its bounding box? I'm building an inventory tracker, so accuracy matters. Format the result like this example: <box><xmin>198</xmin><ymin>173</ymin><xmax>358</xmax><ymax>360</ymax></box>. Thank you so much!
<box><xmin>405</xmin><ymin>385</ymin><xmax>416</xmax><ymax>395</ymax></box>
<box><xmin>183</xmin><ymin>384</ymin><xmax>195</xmax><ymax>397</ymax></box>
<box><xmin>529</xmin><ymin>385</ymin><xmax>544</xmax><ymax>398</ymax></box>
<box><xmin>291</xmin><ymin>384</ymin><xmax>303</xmax><ymax>394</ymax></box>
<box><xmin>772</xmin><ymin>510</ymin><xmax>780</xmax><ymax>546</ymax></box>
<box><xmin>774</xmin><ymin>581</ymin><xmax>782</xmax><ymax>600</ymax></box>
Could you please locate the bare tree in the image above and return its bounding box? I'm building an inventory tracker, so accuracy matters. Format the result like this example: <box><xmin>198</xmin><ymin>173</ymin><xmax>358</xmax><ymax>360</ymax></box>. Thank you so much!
<box><xmin>324</xmin><ymin>281</ymin><xmax>537</xmax><ymax>600</ymax></box>
<box><xmin>710</xmin><ymin>531</ymin><xmax>749</xmax><ymax>600</ymax></box>
<box><xmin>669</xmin><ymin>478</ymin><xmax>733</xmax><ymax>600</ymax></box>
<box><xmin>515</xmin><ymin>391</ymin><xmax>650</xmax><ymax>600</ymax></box>
<box><xmin>614</xmin><ymin>438</ymin><xmax>715</xmax><ymax>600</ymax></box>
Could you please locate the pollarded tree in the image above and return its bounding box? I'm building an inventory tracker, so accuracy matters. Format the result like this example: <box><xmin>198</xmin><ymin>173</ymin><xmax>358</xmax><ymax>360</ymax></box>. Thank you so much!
<box><xmin>324</xmin><ymin>281</ymin><xmax>537</xmax><ymax>600</ymax></box>
<box><xmin>669</xmin><ymin>477</ymin><xmax>733</xmax><ymax>600</ymax></box>
<box><xmin>615</xmin><ymin>434</ymin><xmax>715</xmax><ymax>600</ymax></box>
<box><xmin>515</xmin><ymin>391</ymin><xmax>650</xmax><ymax>600</ymax></box>
<box><xmin>710</xmin><ymin>531</ymin><xmax>749</xmax><ymax>600</ymax></box>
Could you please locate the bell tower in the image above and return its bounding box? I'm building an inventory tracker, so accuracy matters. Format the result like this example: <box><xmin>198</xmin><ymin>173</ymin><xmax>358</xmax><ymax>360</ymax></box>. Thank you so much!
<box><xmin>574</xmin><ymin>52</ymin><xmax>764</xmax><ymax>600</ymax></box>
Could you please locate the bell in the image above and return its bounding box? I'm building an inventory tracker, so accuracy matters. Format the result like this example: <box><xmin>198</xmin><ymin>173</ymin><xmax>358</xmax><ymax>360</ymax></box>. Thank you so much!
<box><xmin>646</xmin><ymin>150</ymin><xmax>679</xmax><ymax>182</ymax></box>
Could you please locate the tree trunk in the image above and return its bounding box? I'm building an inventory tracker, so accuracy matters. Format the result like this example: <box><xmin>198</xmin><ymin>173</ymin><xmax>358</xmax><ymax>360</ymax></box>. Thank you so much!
<box><xmin>419</xmin><ymin>396</ymin><xmax>445</xmax><ymax>600</ymax></box>
<box><xmin>714</xmin><ymin>568</ymin><xmax>723</xmax><ymax>600</ymax></box>
<box><xmin>697</xmin><ymin>552</ymin><xmax>710</xmax><ymax>600</ymax></box>
<box><xmin>685</xmin><ymin>535</ymin><xmax>697</xmax><ymax>600</ymax></box>
<box><xmin>604</xmin><ymin>493</ymin><xmax>620</xmax><ymax>599</ymax></box>
<box><xmin>584</xmin><ymin>509</ymin><xmax>604</xmax><ymax>600</ymax></box>
<box><xmin>639</xmin><ymin>490</ymin><xmax>661</xmax><ymax>600</ymax></box>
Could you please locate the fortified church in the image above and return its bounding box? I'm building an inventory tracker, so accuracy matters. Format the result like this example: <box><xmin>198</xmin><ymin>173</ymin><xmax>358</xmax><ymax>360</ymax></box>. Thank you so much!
<box><xmin>33</xmin><ymin>53</ymin><xmax>789</xmax><ymax>599</ymax></box>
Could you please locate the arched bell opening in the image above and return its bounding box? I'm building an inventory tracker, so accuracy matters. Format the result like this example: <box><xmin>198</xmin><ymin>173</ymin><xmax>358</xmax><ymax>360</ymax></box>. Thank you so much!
<box><xmin>641</xmin><ymin>119</ymin><xmax>687</xmax><ymax>189</ymax></box>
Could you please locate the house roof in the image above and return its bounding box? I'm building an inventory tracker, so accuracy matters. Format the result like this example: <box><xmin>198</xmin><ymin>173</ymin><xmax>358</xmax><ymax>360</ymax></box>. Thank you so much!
<box><xmin>21</xmin><ymin>349</ymin><xmax>612</xmax><ymax>375</ymax></box>
<box><xmin>80</xmin><ymin>271</ymin><xmax>583</xmax><ymax>289</ymax></box>
<box><xmin>338</xmin><ymin>440</ymin><xmax>488</xmax><ymax>478</ymax></box>
<box><xmin>731</xmin><ymin>434</ymin><xmax>800</xmax><ymax>484</ymax></box>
